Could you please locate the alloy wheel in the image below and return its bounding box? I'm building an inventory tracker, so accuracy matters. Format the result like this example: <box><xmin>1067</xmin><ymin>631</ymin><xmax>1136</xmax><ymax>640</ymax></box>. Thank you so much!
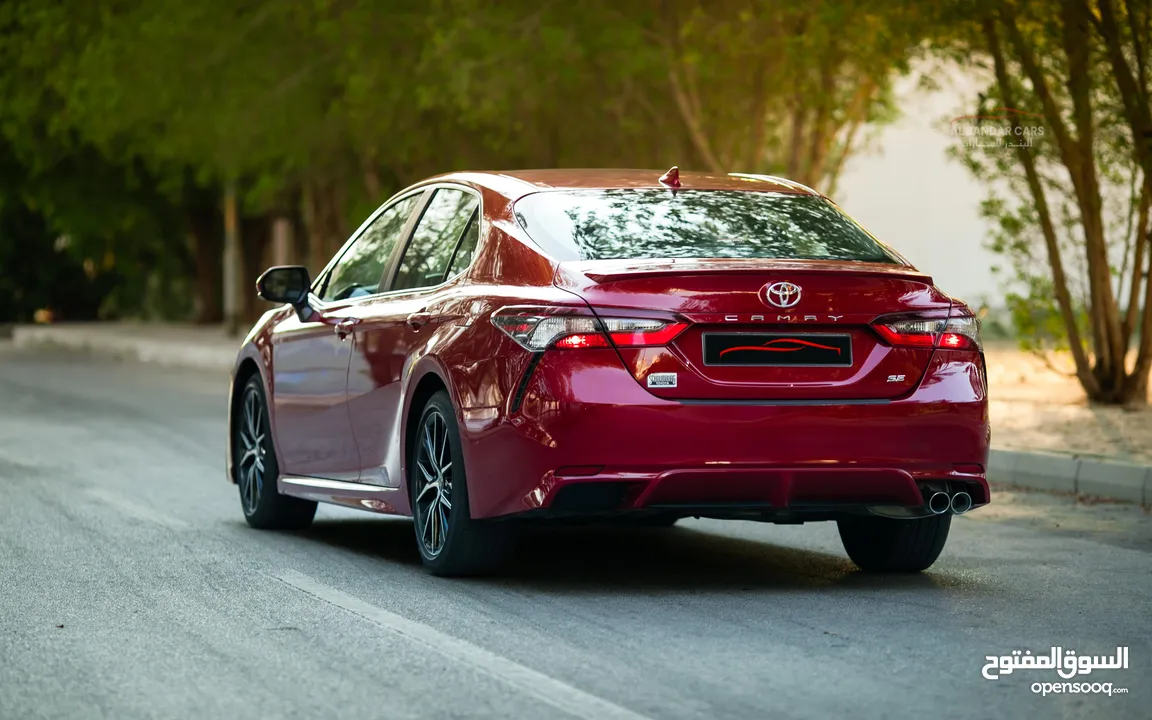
<box><xmin>414</xmin><ymin>409</ymin><xmax>453</xmax><ymax>558</ymax></box>
<box><xmin>237</xmin><ymin>386</ymin><xmax>267</xmax><ymax>514</ymax></box>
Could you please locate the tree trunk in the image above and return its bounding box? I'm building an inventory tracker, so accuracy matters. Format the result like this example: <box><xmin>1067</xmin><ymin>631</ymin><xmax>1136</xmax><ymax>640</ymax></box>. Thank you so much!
<box><xmin>1121</xmin><ymin>369</ymin><xmax>1149</xmax><ymax>405</ymax></box>
<box><xmin>240</xmin><ymin>215</ymin><xmax>271</xmax><ymax>325</ymax></box>
<box><xmin>1060</xmin><ymin>0</ymin><xmax>1126</xmax><ymax>395</ymax></box>
<box><xmin>984</xmin><ymin>17</ymin><xmax>1100</xmax><ymax>397</ymax></box>
<box><xmin>271</xmin><ymin>215</ymin><xmax>293</xmax><ymax>267</ymax></box>
<box><xmin>786</xmin><ymin>100</ymin><xmax>807</xmax><ymax>180</ymax></box>
<box><xmin>1122</xmin><ymin>186</ymin><xmax>1149</xmax><ymax>339</ymax></box>
<box><xmin>659</xmin><ymin>0</ymin><xmax>724</xmax><ymax>173</ymax></box>
<box><xmin>303</xmin><ymin>177</ymin><xmax>349</xmax><ymax>278</ymax></box>
<box><xmin>1098</xmin><ymin>0</ymin><xmax>1152</xmax><ymax>204</ymax></box>
<box><xmin>186</xmin><ymin>202</ymin><xmax>223</xmax><ymax>325</ymax></box>
<box><xmin>362</xmin><ymin>155</ymin><xmax>383</xmax><ymax>203</ymax></box>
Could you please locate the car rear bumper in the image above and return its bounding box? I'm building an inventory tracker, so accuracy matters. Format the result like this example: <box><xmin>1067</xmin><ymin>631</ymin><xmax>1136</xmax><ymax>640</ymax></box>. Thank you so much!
<box><xmin>459</xmin><ymin>349</ymin><xmax>990</xmax><ymax>519</ymax></box>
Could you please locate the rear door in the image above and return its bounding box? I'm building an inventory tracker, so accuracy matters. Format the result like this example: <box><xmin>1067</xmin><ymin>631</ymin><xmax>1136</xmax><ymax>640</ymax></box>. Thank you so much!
<box><xmin>345</xmin><ymin>186</ymin><xmax>481</xmax><ymax>487</ymax></box>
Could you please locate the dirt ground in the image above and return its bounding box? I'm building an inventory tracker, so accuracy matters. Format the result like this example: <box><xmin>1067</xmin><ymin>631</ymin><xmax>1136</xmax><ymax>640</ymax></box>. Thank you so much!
<box><xmin>985</xmin><ymin>340</ymin><xmax>1152</xmax><ymax>464</ymax></box>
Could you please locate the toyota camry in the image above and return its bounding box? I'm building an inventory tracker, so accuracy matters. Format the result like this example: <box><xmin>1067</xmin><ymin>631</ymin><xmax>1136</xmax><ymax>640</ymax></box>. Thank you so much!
<box><xmin>227</xmin><ymin>167</ymin><xmax>990</xmax><ymax>576</ymax></box>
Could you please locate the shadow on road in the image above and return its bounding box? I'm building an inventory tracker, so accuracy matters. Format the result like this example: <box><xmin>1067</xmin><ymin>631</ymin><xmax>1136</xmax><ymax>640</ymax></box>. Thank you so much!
<box><xmin>299</xmin><ymin>517</ymin><xmax>969</xmax><ymax>593</ymax></box>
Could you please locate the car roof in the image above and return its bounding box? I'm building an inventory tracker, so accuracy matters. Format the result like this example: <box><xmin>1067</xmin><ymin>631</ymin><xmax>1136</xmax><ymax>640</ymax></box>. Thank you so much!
<box><xmin>417</xmin><ymin>168</ymin><xmax>819</xmax><ymax>201</ymax></box>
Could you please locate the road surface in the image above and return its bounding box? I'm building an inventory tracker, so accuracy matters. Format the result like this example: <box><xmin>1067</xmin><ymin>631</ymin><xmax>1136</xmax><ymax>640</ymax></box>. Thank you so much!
<box><xmin>1</xmin><ymin>342</ymin><xmax>1149</xmax><ymax>719</ymax></box>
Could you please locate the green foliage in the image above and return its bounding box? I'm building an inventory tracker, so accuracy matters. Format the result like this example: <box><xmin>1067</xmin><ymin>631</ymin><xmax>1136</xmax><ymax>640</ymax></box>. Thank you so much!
<box><xmin>0</xmin><ymin>0</ymin><xmax>932</xmax><ymax>320</ymax></box>
<box><xmin>942</xmin><ymin>0</ymin><xmax>1152</xmax><ymax>403</ymax></box>
<box><xmin>952</xmin><ymin>6</ymin><xmax>1138</xmax><ymax>345</ymax></box>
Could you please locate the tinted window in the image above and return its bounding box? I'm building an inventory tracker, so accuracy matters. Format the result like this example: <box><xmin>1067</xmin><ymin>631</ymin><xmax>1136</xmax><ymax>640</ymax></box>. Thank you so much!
<box><xmin>391</xmin><ymin>189</ymin><xmax>479</xmax><ymax>292</ymax></box>
<box><xmin>513</xmin><ymin>189</ymin><xmax>899</xmax><ymax>263</ymax></box>
<box><xmin>446</xmin><ymin>212</ymin><xmax>479</xmax><ymax>278</ymax></box>
<box><xmin>321</xmin><ymin>195</ymin><xmax>420</xmax><ymax>301</ymax></box>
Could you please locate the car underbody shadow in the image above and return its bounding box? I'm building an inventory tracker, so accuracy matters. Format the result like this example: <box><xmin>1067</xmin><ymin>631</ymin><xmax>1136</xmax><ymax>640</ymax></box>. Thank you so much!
<box><xmin>297</xmin><ymin>516</ymin><xmax>967</xmax><ymax>593</ymax></box>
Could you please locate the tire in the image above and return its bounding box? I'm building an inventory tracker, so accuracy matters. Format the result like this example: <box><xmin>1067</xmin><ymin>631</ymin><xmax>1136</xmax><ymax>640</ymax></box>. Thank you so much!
<box><xmin>233</xmin><ymin>375</ymin><xmax>317</xmax><ymax>530</ymax></box>
<box><xmin>837</xmin><ymin>514</ymin><xmax>951</xmax><ymax>573</ymax></box>
<box><xmin>409</xmin><ymin>390</ymin><xmax>512</xmax><ymax>577</ymax></box>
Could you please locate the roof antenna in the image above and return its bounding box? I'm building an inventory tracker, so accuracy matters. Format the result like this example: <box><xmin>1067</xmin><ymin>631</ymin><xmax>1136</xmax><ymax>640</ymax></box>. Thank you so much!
<box><xmin>658</xmin><ymin>166</ymin><xmax>681</xmax><ymax>190</ymax></box>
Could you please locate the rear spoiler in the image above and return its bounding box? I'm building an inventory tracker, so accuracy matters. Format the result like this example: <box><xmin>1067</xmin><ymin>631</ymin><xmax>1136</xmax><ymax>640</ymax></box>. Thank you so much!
<box><xmin>557</xmin><ymin>259</ymin><xmax>931</xmax><ymax>285</ymax></box>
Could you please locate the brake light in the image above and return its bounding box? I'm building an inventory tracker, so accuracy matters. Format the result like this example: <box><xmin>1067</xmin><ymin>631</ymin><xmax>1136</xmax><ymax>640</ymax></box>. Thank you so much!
<box><xmin>492</xmin><ymin>307</ymin><xmax>686</xmax><ymax>350</ymax></box>
<box><xmin>872</xmin><ymin>309</ymin><xmax>982</xmax><ymax>351</ymax></box>
<box><xmin>601</xmin><ymin>317</ymin><xmax>688</xmax><ymax>346</ymax></box>
<box><xmin>872</xmin><ymin>318</ymin><xmax>945</xmax><ymax>348</ymax></box>
<box><xmin>553</xmin><ymin>333</ymin><xmax>610</xmax><ymax>349</ymax></box>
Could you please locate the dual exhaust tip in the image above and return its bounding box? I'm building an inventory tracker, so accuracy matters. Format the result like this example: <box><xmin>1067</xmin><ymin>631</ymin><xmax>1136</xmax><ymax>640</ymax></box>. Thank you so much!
<box><xmin>928</xmin><ymin>491</ymin><xmax>972</xmax><ymax>516</ymax></box>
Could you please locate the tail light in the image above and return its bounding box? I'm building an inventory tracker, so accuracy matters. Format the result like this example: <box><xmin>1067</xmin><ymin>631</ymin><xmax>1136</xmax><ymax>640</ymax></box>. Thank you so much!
<box><xmin>492</xmin><ymin>306</ymin><xmax>687</xmax><ymax>351</ymax></box>
<box><xmin>872</xmin><ymin>308</ymin><xmax>982</xmax><ymax>351</ymax></box>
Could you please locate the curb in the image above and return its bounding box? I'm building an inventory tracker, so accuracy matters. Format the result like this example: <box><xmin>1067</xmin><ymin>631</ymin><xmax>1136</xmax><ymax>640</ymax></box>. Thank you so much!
<box><xmin>11</xmin><ymin>325</ymin><xmax>237</xmax><ymax>373</ymax></box>
<box><xmin>988</xmin><ymin>449</ymin><xmax>1149</xmax><ymax>507</ymax></box>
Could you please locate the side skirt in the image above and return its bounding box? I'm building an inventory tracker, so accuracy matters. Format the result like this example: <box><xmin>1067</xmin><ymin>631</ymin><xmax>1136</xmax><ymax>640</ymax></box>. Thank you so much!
<box><xmin>279</xmin><ymin>475</ymin><xmax>411</xmax><ymax>517</ymax></box>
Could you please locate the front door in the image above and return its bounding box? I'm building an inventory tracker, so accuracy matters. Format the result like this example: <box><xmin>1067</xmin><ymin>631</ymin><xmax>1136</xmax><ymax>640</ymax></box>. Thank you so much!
<box><xmin>271</xmin><ymin>305</ymin><xmax>361</xmax><ymax>479</ymax></box>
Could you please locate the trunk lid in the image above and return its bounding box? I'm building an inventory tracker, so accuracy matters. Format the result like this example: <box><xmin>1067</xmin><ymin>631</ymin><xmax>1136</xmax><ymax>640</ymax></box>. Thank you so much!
<box><xmin>555</xmin><ymin>259</ymin><xmax>952</xmax><ymax>400</ymax></box>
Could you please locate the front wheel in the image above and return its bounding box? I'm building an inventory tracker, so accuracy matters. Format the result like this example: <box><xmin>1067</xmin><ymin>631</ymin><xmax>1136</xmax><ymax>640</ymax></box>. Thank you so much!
<box><xmin>410</xmin><ymin>391</ymin><xmax>513</xmax><ymax>576</ymax></box>
<box><xmin>233</xmin><ymin>375</ymin><xmax>317</xmax><ymax>530</ymax></box>
<box><xmin>837</xmin><ymin>514</ymin><xmax>951</xmax><ymax>572</ymax></box>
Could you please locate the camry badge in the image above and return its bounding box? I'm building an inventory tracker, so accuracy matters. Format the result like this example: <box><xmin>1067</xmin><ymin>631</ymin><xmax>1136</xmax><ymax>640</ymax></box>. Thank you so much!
<box><xmin>761</xmin><ymin>282</ymin><xmax>802</xmax><ymax>309</ymax></box>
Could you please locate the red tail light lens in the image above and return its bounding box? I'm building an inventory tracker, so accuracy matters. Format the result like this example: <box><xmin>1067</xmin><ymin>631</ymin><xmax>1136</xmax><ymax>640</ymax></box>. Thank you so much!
<box><xmin>872</xmin><ymin>309</ymin><xmax>982</xmax><ymax>351</ymax></box>
<box><xmin>600</xmin><ymin>318</ymin><xmax>688</xmax><ymax>347</ymax></box>
<box><xmin>492</xmin><ymin>307</ymin><xmax>686</xmax><ymax>350</ymax></box>
<box><xmin>872</xmin><ymin>317</ymin><xmax>947</xmax><ymax>348</ymax></box>
<box><xmin>939</xmin><ymin>318</ymin><xmax>981</xmax><ymax>350</ymax></box>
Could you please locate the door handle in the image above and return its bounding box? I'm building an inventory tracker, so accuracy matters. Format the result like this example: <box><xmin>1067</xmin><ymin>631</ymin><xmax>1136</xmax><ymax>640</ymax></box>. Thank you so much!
<box><xmin>406</xmin><ymin>312</ymin><xmax>432</xmax><ymax>330</ymax></box>
<box><xmin>334</xmin><ymin>317</ymin><xmax>360</xmax><ymax>339</ymax></box>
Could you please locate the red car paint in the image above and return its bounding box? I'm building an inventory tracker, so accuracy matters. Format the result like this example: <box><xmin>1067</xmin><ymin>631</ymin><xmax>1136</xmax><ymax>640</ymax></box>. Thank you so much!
<box><xmin>226</xmin><ymin>169</ymin><xmax>990</xmax><ymax>521</ymax></box>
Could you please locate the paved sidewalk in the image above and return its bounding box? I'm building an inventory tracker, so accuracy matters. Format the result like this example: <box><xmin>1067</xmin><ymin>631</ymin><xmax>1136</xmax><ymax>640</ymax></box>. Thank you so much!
<box><xmin>7</xmin><ymin>322</ymin><xmax>1151</xmax><ymax>507</ymax></box>
<box><xmin>10</xmin><ymin>322</ymin><xmax>239</xmax><ymax>373</ymax></box>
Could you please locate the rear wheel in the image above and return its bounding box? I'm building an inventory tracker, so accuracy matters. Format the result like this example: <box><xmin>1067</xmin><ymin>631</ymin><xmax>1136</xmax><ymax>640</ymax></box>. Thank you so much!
<box><xmin>837</xmin><ymin>514</ymin><xmax>951</xmax><ymax>572</ymax></box>
<box><xmin>233</xmin><ymin>376</ymin><xmax>317</xmax><ymax>530</ymax></box>
<box><xmin>410</xmin><ymin>391</ymin><xmax>512</xmax><ymax>576</ymax></box>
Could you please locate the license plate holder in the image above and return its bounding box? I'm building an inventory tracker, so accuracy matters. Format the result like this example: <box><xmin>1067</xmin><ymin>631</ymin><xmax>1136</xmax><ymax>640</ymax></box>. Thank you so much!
<box><xmin>701</xmin><ymin>332</ymin><xmax>853</xmax><ymax>367</ymax></box>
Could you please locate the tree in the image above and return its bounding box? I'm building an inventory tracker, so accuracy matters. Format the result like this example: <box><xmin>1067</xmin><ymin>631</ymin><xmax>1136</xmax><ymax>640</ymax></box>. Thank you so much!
<box><xmin>1</xmin><ymin>0</ymin><xmax>939</xmax><ymax>326</ymax></box>
<box><xmin>947</xmin><ymin>0</ymin><xmax>1152</xmax><ymax>404</ymax></box>
<box><xmin>613</xmin><ymin>0</ymin><xmax>925</xmax><ymax>193</ymax></box>
<box><xmin>0</xmin><ymin>0</ymin><xmax>206</xmax><ymax>321</ymax></box>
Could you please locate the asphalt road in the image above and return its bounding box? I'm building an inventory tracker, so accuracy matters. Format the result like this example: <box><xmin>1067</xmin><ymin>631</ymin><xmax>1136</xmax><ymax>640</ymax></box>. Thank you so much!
<box><xmin>1</xmin><ymin>342</ymin><xmax>1150</xmax><ymax>720</ymax></box>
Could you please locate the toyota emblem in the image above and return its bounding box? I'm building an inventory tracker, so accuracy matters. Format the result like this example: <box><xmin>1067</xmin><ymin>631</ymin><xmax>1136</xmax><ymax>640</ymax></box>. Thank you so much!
<box><xmin>761</xmin><ymin>281</ymin><xmax>802</xmax><ymax>309</ymax></box>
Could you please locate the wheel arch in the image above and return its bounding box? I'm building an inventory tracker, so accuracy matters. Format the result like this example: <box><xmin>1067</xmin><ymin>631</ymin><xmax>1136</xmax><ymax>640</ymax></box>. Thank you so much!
<box><xmin>403</xmin><ymin>370</ymin><xmax>451</xmax><ymax>495</ymax></box>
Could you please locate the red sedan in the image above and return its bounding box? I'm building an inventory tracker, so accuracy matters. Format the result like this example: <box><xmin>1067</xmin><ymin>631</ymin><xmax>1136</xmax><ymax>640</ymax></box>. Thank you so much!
<box><xmin>227</xmin><ymin>168</ymin><xmax>990</xmax><ymax>576</ymax></box>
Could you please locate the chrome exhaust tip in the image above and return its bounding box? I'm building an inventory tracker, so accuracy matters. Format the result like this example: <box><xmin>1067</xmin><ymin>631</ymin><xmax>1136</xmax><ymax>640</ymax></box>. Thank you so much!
<box><xmin>950</xmin><ymin>491</ymin><xmax>973</xmax><ymax>515</ymax></box>
<box><xmin>927</xmin><ymin>491</ymin><xmax>952</xmax><ymax>515</ymax></box>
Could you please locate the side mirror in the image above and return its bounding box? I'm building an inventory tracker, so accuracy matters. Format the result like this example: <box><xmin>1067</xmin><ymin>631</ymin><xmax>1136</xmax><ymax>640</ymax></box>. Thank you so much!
<box><xmin>256</xmin><ymin>265</ymin><xmax>311</xmax><ymax>307</ymax></box>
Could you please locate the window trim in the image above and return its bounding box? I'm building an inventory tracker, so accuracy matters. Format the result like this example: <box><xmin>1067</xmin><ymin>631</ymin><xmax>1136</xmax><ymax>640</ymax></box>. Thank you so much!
<box><xmin>308</xmin><ymin>188</ymin><xmax>430</xmax><ymax>308</ymax></box>
<box><xmin>377</xmin><ymin>183</ymin><xmax>484</xmax><ymax>297</ymax></box>
<box><xmin>443</xmin><ymin>208</ymin><xmax>480</xmax><ymax>282</ymax></box>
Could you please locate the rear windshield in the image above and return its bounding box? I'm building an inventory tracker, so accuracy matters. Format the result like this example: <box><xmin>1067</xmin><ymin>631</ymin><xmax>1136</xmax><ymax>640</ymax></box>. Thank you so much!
<box><xmin>513</xmin><ymin>189</ymin><xmax>899</xmax><ymax>263</ymax></box>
